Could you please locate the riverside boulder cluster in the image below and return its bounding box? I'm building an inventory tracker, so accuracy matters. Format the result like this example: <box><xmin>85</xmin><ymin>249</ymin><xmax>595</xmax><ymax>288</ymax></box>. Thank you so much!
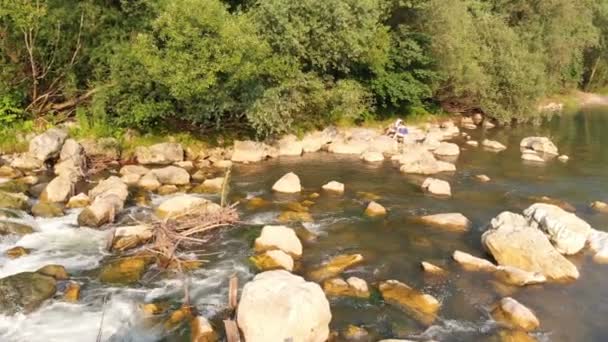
<box><xmin>0</xmin><ymin>116</ymin><xmax>605</xmax><ymax>341</ymax></box>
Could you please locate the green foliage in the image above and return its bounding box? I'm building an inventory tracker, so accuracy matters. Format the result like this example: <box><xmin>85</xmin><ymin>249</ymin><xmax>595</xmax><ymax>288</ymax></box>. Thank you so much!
<box><xmin>1</xmin><ymin>0</ymin><xmax>608</xmax><ymax>137</ymax></box>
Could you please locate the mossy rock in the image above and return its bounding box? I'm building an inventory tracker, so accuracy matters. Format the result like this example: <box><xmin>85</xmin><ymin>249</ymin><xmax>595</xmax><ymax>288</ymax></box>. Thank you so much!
<box><xmin>99</xmin><ymin>257</ymin><xmax>151</xmax><ymax>284</ymax></box>
<box><xmin>246</xmin><ymin>197</ymin><xmax>271</xmax><ymax>209</ymax></box>
<box><xmin>63</xmin><ymin>282</ymin><xmax>81</xmax><ymax>302</ymax></box>
<box><xmin>37</xmin><ymin>264</ymin><xmax>69</xmax><ymax>280</ymax></box>
<box><xmin>0</xmin><ymin>191</ymin><xmax>29</xmax><ymax>210</ymax></box>
<box><xmin>0</xmin><ymin>181</ymin><xmax>29</xmax><ymax>194</ymax></box>
<box><xmin>0</xmin><ymin>220</ymin><xmax>34</xmax><ymax>236</ymax></box>
<box><xmin>284</xmin><ymin>202</ymin><xmax>309</xmax><ymax>213</ymax></box>
<box><xmin>308</xmin><ymin>254</ymin><xmax>364</xmax><ymax>282</ymax></box>
<box><xmin>31</xmin><ymin>202</ymin><xmax>64</xmax><ymax>218</ymax></box>
<box><xmin>277</xmin><ymin>211</ymin><xmax>313</xmax><ymax>223</ymax></box>
<box><xmin>0</xmin><ymin>272</ymin><xmax>57</xmax><ymax>315</ymax></box>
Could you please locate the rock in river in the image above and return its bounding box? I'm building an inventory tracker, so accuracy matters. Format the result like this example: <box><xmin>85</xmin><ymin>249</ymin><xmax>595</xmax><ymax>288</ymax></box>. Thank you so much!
<box><xmin>419</xmin><ymin>213</ymin><xmax>471</xmax><ymax>231</ymax></box>
<box><xmin>421</xmin><ymin>177</ymin><xmax>451</xmax><ymax>197</ymax></box>
<box><xmin>365</xmin><ymin>201</ymin><xmax>387</xmax><ymax>217</ymax></box>
<box><xmin>452</xmin><ymin>250</ymin><xmax>497</xmax><ymax>272</ymax></box>
<box><xmin>99</xmin><ymin>256</ymin><xmax>150</xmax><ymax>284</ymax></box>
<box><xmin>0</xmin><ymin>191</ymin><xmax>28</xmax><ymax>210</ymax></box>
<box><xmin>482</xmin><ymin>211</ymin><xmax>579</xmax><ymax>281</ymax></box>
<box><xmin>78</xmin><ymin>176</ymin><xmax>129</xmax><ymax>227</ymax></box>
<box><xmin>238</xmin><ymin>270</ymin><xmax>331</xmax><ymax>342</ymax></box>
<box><xmin>156</xmin><ymin>194</ymin><xmax>220</xmax><ymax>219</ymax></box>
<box><xmin>152</xmin><ymin>166</ymin><xmax>190</xmax><ymax>185</ymax></box>
<box><xmin>520</xmin><ymin>137</ymin><xmax>558</xmax><ymax>155</ymax></box>
<box><xmin>250</xmin><ymin>250</ymin><xmax>294</xmax><ymax>272</ymax></box>
<box><xmin>0</xmin><ymin>272</ymin><xmax>57</xmax><ymax>315</ymax></box>
<box><xmin>379</xmin><ymin>279</ymin><xmax>441</xmax><ymax>325</ymax></box>
<box><xmin>272</xmin><ymin>172</ymin><xmax>301</xmax><ymax>193</ymax></box>
<box><xmin>0</xmin><ymin>220</ymin><xmax>34</xmax><ymax>236</ymax></box>
<box><xmin>308</xmin><ymin>254</ymin><xmax>364</xmax><ymax>282</ymax></box>
<box><xmin>433</xmin><ymin>142</ymin><xmax>460</xmax><ymax>156</ymax></box>
<box><xmin>482</xmin><ymin>139</ymin><xmax>507</xmax><ymax>152</ymax></box>
<box><xmin>322</xmin><ymin>181</ymin><xmax>344</xmax><ymax>193</ymax></box>
<box><xmin>523</xmin><ymin>203</ymin><xmax>592</xmax><ymax>255</ymax></box>
<box><xmin>254</xmin><ymin>225</ymin><xmax>303</xmax><ymax>258</ymax></box>
<box><xmin>231</xmin><ymin>140</ymin><xmax>275</xmax><ymax>163</ymax></box>
<box><xmin>29</xmin><ymin>128</ymin><xmax>68</xmax><ymax>161</ymax></box>
<box><xmin>323</xmin><ymin>277</ymin><xmax>370</xmax><ymax>299</ymax></box>
<box><xmin>492</xmin><ymin>297</ymin><xmax>540</xmax><ymax>332</ymax></box>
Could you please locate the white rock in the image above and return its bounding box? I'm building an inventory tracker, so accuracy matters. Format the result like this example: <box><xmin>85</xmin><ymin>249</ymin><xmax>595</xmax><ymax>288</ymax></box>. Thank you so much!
<box><xmin>138</xmin><ymin>172</ymin><xmax>161</xmax><ymax>191</ymax></box>
<box><xmin>322</xmin><ymin>181</ymin><xmax>344</xmax><ymax>193</ymax></box>
<box><xmin>466</xmin><ymin>140</ymin><xmax>479</xmax><ymax>147</ymax></box>
<box><xmin>277</xmin><ymin>135</ymin><xmax>304</xmax><ymax>156</ymax></box>
<box><xmin>433</xmin><ymin>142</ymin><xmax>460</xmax><ymax>156</ymax></box>
<box><xmin>476</xmin><ymin>174</ymin><xmax>491</xmax><ymax>182</ymax></box>
<box><xmin>238</xmin><ymin>270</ymin><xmax>331</xmax><ymax>342</ymax></box>
<box><xmin>120</xmin><ymin>165</ymin><xmax>150</xmax><ymax>177</ymax></box>
<box><xmin>421</xmin><ymin>178</ymin><xmax>451</xmax><ymax>197</ymax></box>
<box><xmin>272</xmin><ymin>172</ymin><xmax>301</xmax><ymax>193</ymax></box>
<box><xmin>520</xmin><ymin>137</ymin><xmax>558</xmax><ymax>155</ymax></box>
<box><xmin>523</xmin><ymin>203</ymin><xmax>592</xmax><ymax>255</ymax></box>
<box><xmin>40</xmin><ymin>175</ymin><xmax>74</xmax><ymax>203</ymax></box>
<box><xmin>365</xmin><ymin>201</ymin><xmax>387</xmax><ymax>217</ymax></box>
<box><xmin>135</xmin><ymin>142</ymin><xmax>184</xmax><ymax>165</ymax></box>
<box><xmin>482</xmin><ymin>139</ymin><xmax>507</xmax><ymax>151</ymax></box>
<box><xmin>29</xmin><ymin>128</ymin><xmax>68</xmax><ymax>161</ymax></box>
<box><xmin>558</xmin><ymin>155</ymin><xmax>569</xmax><ymax>162</ymax></box>
<box><xmin>453</xmin><ymin>250</ymin><xmax>497</xmax><ymax>272</ymax></box>
<box><xmin>254</xmin><ymin>225</ymin><xmax>303</xmax><ymax>258</ymax></box>
<box><xmin>156</xmin><ymin>194</ymin><xmax>220</xmax><ymax>218</ymax></box>
<box><xmin>10</xmin><ymin>154</ymin><xmax>43</xmax><ymax>170</ymax></box>
<box><xmin>420</xmin><ymin>213</ymin><xmax>471</xmax><ymax>231</ymax></box>
<box><xmin>152</xmin><ymin>166</ymin><xmax>190</xmax><ymax>185</ymax></box>
<box><xmin>521</xmin><ymin>151</ymin><xmax>545</xmax><ymax>163</ymax></box>
<box><xmin>232</xmin><ymin>140</ymin><xmax>274</xmax><ymax>163</ymax></box>
<box><xmin>360</xmin><ymin>151</ymin><xmax>384</xmax><ymax>162</ymax></box>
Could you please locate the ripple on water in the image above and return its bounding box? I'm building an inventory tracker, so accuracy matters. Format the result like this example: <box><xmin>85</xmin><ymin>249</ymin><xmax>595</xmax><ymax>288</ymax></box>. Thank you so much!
<box><xmin>0</xmin><ymin>210</ymin><xmax>108</xmax><ymax>278</ymax></box>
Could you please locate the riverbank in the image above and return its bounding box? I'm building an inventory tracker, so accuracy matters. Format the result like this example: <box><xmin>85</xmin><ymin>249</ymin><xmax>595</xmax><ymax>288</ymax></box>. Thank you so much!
<box><xmin>2</xmin><ymin>108</ymin><xmax>608</xmax><ymax>341</ymax></box>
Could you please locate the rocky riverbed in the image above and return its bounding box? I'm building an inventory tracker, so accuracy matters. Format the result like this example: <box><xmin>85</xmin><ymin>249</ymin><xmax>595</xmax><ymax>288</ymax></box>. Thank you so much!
<box><xmin>1</xmin><ymin>108</ymin><xmax>608</xmax><ymax>342</ymax></box>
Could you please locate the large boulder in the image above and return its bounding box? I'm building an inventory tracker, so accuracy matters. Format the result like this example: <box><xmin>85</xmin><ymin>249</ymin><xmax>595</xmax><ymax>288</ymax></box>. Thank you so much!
<box><xmin>40</xmin><ymin>175</ymin><xmax>74</xmax><ymax>203</ymax></box>
<box><xmin>0</xmin><ymin>272</ymin><xmax>57</xmax><ymax>315</ymax></box>
<box><xmin>272</xmin><ymin>172</ymin><xmax>301</xmax><ymax>193</ymax></box>
<box><xmin>0</xmin><ymin>220</ymin><xmax>35</xmax><ymax>235</ymax></box>
<box><xmin>29</xmin><ymin>128</ymin><xmax>68</xmax><ymax>161</ymax></box>
<box><xmin>78</xmin><ymin>177</ymin><xmax>128</xmax><ymax>227</ymax></box>
<box><xmin>491</xmin><ymin>297</ymin><xmax>540</xmax><ymax>332</ymax></box>
<box><xmin>152</xmin><ymin>166</ymin><xmax>190</xmax><ymax>185</ymax></box>
<box><xmin>523</xmin><ymin>203</ymin><xmax>592</xmax><ymax>255</ymax></box>
<box><xmin>361</xmin><ymin>151</ymin><xmax>384</xmax><ymax>162</ymax></box>
<box><xmin>482</xmin><ymin>211</ymin><xmax>579</xmax><ymax>281</ymax></box>
<box><xmin>277</xmin><ymin>135</ymin><xmax>304</xmax><ymax>156</ymax></box>
<box><xmin>254</xmin><ymin>225</ymin><xmax>303</xmax><ymax>258</ymax></box>
<box><xmin>155</xmin><ymin>194</ymin><xmax>220</xmax><ymax>218</ymax></box>
<box><xmin>237</xmin><ymin>270</ymin><xmax>331</xmax><ymax>342</ymax></box>
<box><xmin>301</xmin><ymin>130</ymin><xmax>335</xmax><ymax>153</ymax></box>
<box><xmin>232</xmin><ymin>140</ymin><xmax>274</xmax><ymax>163</ymax></box>
<box><xmin>433</xmin><ymin>142</ymin><xmax>460</xmax><ymax>157</ymax></box>
<box><xmin>421</xmin><ymin>178</ymin><xmax>451</xmax><ymax>197</ymax></box>
<box><xmin>379</xmin><ymin>280</ymin><xmax>441</xmax><ymax>325</ymax></box>
<box><xmin>120</xmin><ymin>165</ymin><xmax>150</xmax><ymax>177</ymax></box>
<box><xmin>520</xmin><ymin>137</ymin><xmax>558</xmax><ymax>155</ymax></box>
<box><xmin>136</xmin><ymin>142</ymin><xmax>184</xmax><ymax>165</ymax></box>
<box><xmin>80</xmin><ymin>137</ymin><xmax>121</xmax><ymax>160</ymax></box>
<box><xmin>327</xmin><ymin>139</ymin><xmax>369</xmax><ymax>155</ymax></box>
<box><xmin>366</xmin><ymin>135</ymin><xmax>399</xmax><ymax>154</ymax></box>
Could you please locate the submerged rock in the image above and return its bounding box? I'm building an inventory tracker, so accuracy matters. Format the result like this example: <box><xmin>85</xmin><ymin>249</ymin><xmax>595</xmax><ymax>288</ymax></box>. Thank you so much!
<box><xmin>419</xmin><ymin>213</ymin><xmax>471</xmax><ymax>231</ymax></box>
<box><xmin>482</xmin><ymin>139</ymin><xmax>507</xmax><ymax>152</ymax></box>
<box><xmin>452</xmin><ymin>250</ymin><xmax>497</xmax><ymax>272</ymax></box>
<box><xmin>99</xmin><ymin>256</ymin><xmax>150</xmax><ymax>284</ymax></box>
<box><xmin>482</xmin><ymin>211</ymin><xmax>579</xmax><ymax>281</ymax></box>
<box><xmin>31</xmin><ymin>201</ymin><xmax>64</xmax><ymax>218</ymax></box>
<box><xmin>492</xmin><ymin>297</ymin><xmax>540</xmax><ymax>332</ymax></box>
<box><xmin>29</xmin><ymin>128</ymin><xmax>68</xmax><ymax>161</ymax></box>
<box><xmin>0</xmin><ymin>272</ymin><xmax>57</xmax><ymax>314</ymax></box>
<box><xmin>156</xmin><ymin>195</ymin><xmax>220</xmax><ymax>219</ymax></box>
<box><xmin>523</xmin><ymin>203</ymin><xmax>592</xmax><ymax>255</ymax></box>
<box><xmin>323</xmin><ymin>277</ymin><xmax>370</xmax><ymax>299</ymax></box>
<box><xmin>238</xmin><ymin>270</ymin><xmax>331</xmax><ymax>342</ymax></box>
<box><xmin>6</xmin><ymin>246</ymin><xmax>30</xmax><ymax>259</ymax></box>
<box><xmin>521</xmin><ymin>151</ymin><xmax>545</xmax><ymax>163</ymax></box>
<box><xmin>365</xmin><ymin>201</ymin><xmax>386</xmax><ymax>217</ymax></box>
<box><xmin>272</xmin><ymin>172</ymin><xmax>301</xmax><ymax>193</ymax></box>
<box><xmin>520</xmin><ymin>137</ymin><xmax>558</xmax><ymax>155</ymax></box>
<box><xmin>250</xmin><ymin>250</ymin><xmax>294</xmax><ymax>272</ymax></box>
<box><xmin>421</xmin><ymin>178</ymin><xmax>451</xmax><ymax>197</ymax></box>
<box><xmin>136</xmin><ymin>142</ymin><xmax>184</xmax><ymax>165</ymax></box>
<box><xmin>254</xmin><ymin>225</ymin><xmax>302</xmax><ymax>258</ymax></box>
<box><xmin>0</xmin><ymin>220</ymin><xmax>34</xmax><ymax>236</ymax></box>
<box><xmin>277</xmin><ymin>210</ymin><xmax>313</xmax><ymax>223</ymax></box>
<box><xmin>308</xmin><ymin>254</ymin><xmax>364</xmax><ymax>282</ymax></box>
<box><xmin>379</xmin><ymin>280</ymin><xmax>440</xmax><ymax>325</ymax></box>
<box><xmin>0</xmin><ymin>191</ymin><xmax>28</xmax><ymax>210</ymax></box>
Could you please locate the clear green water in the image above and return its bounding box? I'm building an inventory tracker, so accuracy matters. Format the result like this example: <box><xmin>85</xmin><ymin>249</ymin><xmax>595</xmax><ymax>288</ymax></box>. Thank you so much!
<box><xmin>1</xmin><ymin>108</ymin><xmax>608</xmax><ymax>342</ymax></box>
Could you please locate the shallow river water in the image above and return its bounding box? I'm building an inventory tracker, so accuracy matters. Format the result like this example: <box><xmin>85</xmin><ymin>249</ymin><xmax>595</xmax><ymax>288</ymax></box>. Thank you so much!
<box><xmin>1</xmin><ymin>108</ymin><xmax>608</xmax><ymax>342</ymax></box>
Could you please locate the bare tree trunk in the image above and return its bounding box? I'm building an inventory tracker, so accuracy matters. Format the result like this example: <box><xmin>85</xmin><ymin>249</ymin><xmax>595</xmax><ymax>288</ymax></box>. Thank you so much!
<box><xmin>586</xmin><ymin>55</ymin><xmax>601</xmax><ymax>91</ymax></box>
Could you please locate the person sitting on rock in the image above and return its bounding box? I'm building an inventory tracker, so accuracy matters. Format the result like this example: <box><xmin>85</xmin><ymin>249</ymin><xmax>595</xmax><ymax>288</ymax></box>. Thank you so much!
<box><xmin>387</xmin><ymin>119</ymin><xmax>408</xmax><ymax>141</ymax></box>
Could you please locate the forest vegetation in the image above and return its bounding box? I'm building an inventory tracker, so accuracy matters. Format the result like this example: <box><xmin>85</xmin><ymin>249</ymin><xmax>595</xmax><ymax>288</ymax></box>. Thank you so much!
<box><xmin>1</xmin><ymin>0</ymin><xmax>607</xmax><ymax>139</ymax></box>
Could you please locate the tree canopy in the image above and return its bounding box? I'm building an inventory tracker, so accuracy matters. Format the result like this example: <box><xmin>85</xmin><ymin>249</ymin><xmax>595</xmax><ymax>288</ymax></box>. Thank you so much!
<box><xmin>1</xmin><ymin>0</ymin><xmax>606</xmax><ymax>136</ymax></box>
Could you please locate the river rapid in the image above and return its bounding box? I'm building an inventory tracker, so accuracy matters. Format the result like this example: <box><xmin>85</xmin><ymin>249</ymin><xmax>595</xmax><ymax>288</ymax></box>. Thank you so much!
<box><xmin>1</xmin><ymin>108</ymin><xmax>608</xmax><ymax>342</ymax></box>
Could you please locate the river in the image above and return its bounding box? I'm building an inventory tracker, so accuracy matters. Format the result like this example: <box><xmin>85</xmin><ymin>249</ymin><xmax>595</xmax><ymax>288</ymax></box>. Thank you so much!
<box><xmin>1</xmin><ymin>108</ymin><xmax>608</xmax><ymax>341</ymax></box>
